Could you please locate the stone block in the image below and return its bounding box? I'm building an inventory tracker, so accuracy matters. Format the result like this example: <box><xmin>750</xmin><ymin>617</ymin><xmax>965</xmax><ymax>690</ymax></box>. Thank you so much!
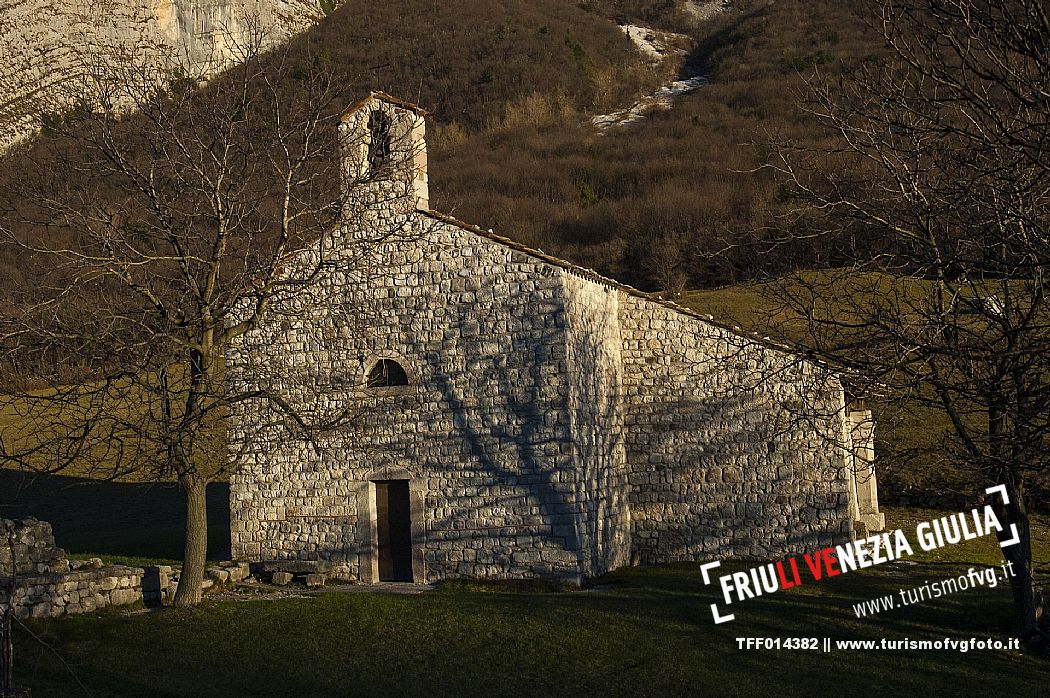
<box><xmin>207</xmin><ymin>567</ymin><xmax>230</xmax><ymax>583</ymax></box>
<box><xmin>225</xmin><ymin>563</ymin><xmax>251</xmax><ymax>583</ymax></box>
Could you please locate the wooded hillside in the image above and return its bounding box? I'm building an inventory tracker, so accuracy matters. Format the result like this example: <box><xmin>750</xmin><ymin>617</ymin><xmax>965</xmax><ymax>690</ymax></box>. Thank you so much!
<box><xmin>0</xmin><ymin>0</ymin><xmax>884</xmax><ymax>293</ymax></box>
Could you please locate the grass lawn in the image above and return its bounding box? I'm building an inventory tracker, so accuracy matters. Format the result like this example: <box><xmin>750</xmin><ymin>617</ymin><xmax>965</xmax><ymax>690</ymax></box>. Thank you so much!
<box><xmin>8</xmin><ymin>506</ymin><xmax>1048</xmax><ymax>697</ymax></box>
<box><xmin>0</xmin><ymin>469</ymin><xmax>231</xmax><ymax>566</ymax></box>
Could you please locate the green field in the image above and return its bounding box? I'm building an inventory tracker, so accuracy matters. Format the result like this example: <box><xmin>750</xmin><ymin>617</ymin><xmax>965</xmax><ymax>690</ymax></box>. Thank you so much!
<box><xmin>5</xmin><ymin>501</ymin><xmax>1048</xmax><ymax>697</ymax></box>
<box><xmin>0</xmin><ymin>470</ymin><xmax>231</xmax><ymax>566</ymax></box>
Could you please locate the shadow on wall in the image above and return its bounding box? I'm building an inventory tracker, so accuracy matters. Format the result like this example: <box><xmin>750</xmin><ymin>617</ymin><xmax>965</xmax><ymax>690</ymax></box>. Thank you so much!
<box><xmin>0</xmin><ymin>469</ymin><xmax>231</xmax><ymax>561</ymax></box>
<box><xmin>343</xmin><ymin>246</ymin><xmax>628</xmax><ymax>582</ymax></box>
<box><xmin>415</xmin><ymin>275</ymin><xmax>589</xmax><ymax>579</ymax></box>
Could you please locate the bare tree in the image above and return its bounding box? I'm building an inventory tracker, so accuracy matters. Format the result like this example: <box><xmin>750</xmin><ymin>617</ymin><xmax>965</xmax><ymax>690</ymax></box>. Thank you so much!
<box><xmin>643</xmin><ymin>230</ymin><xmax>691</xmax><ymax>297</ymax></box>
<box><xmin>752</xmin><ymin>0</ymin><xmax>1050</xmax><ymax>643</ymax></box>
<box><xmin>0</xmin><ymin>49</ymin><xmax>410</xmax><ymax>607</ymax></box>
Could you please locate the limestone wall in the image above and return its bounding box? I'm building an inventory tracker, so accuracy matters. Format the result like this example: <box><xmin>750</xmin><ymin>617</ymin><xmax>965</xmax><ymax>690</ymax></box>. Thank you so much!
<box><xmin>1</xmin><ymin>564</ymin><xmax>144</xmax><ymax>620</ymax></box>
<box><xmin>228</xmin><ymin>215</ymin><xmax>600</xmax><ymax>584</ymax></box>
<box><xmin>1</xmin><ymin>518</ymin><xmax>64</xmax><ymax>575</ymax></box>
<box><xmin>227</xmin><ymin>216</ymin><xmax>863</xmax><ymax>581</ymax></box>
<box><xmin>562</xmin><ymin>274</ymin><xmax>631</xmax><ymax>576</ymax></box>
<box><xmin>0</xmin><ymin>0</ymin><xmax>322</xmax><ymax>151</ymax></box>
<box><xmin>618</xmin><ymin>295</ymin><xmax>855</xmax><ymax>562</ymax></box>
<box><xmin>1</xmin><ymin>518</ymin><xmax>143</xmax><ymax>619</ymax></box>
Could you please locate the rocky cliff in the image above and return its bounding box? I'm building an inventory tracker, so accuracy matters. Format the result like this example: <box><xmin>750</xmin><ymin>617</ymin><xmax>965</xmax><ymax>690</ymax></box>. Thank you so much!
<box><xmin>0</xmin><ymin>0</ymin><xmax>323</xmax><ymax>150</ymax></box>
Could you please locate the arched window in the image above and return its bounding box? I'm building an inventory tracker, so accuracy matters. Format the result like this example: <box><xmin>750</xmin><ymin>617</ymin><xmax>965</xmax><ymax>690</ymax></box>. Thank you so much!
<box><xmin>366</xmin><ymin>358</ymin><xmax>409</xmax><ymax>388</ymax></box>
<box><xmin>367</xmin><ymin>110</ymin><xmax>392</xmax><ymax>174</ymax></box>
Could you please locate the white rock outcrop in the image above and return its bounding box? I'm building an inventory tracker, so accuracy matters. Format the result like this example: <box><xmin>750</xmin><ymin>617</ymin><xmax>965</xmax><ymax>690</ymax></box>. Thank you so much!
<box><xmin>0</xmin><ymin>0</ymin><xmax>324</xmax><ymax>151</ymax></box>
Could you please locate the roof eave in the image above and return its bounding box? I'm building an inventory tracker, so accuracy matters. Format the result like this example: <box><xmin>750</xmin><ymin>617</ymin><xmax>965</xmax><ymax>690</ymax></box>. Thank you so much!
<box><xmin>339</xmin><ymin>91</ymin><xmax>432</xmax><ymax>122</ymax></box>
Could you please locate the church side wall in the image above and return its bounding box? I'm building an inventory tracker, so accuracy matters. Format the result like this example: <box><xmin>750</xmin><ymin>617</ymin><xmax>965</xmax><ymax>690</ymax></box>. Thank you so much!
<box><xmin>562</xmin><ymin>275</ymin><xmax>631</xmax><ymax>577</ymax></box>
<box><xmin>227</xmin><ymin>214</ymin><xmax>596</xmax><ymax>584</ymax></box>
<box><xmin>619</xmin><ymin>295</ymin><xmax>854</xmax><ymax>563</ymax></box>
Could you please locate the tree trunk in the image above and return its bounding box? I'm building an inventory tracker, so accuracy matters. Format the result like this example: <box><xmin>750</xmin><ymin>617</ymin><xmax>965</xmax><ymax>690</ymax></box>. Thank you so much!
<box><xmin>3</xmin><ymin>535</ymin><xmax>14</xmax><ymax>692</ymax></box>
<box><xmin>995</xmin><ymin>481</ymin><xmax>1043</xmax><ymax>641</ymax></box>
<box><xmin>1</xmin><ymin>607</ymin><xmax>12</xmax><ymax>692</ymax></box>
<box><xmin>173</xmin><ymin>476</ymin><xmax>208</xmax><ymax>608</ymax></box>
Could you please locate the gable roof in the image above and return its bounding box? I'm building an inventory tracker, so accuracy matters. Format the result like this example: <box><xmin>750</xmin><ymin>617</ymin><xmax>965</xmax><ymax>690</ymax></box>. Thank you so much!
<box><xmin>417</xmin><ymin>209</ymin><xmax>813</xmax><ymax>361</ymax></box>
<box><xmin>326</xmin><ymin>91</ymin><xmax>850</xmax><ymax>391</ymax></box>
<box><xmin>420</xmin><ymin>208</ymin><xmax>876</xmax><ymax>396</ymax></box>
<box><xmin>340</xmin><ymin>91</ymin><xmax>432</xmax><ymax>121</ymax></box>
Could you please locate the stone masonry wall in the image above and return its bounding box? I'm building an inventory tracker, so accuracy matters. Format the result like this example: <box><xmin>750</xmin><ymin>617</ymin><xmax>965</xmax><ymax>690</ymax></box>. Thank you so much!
<box><xmin>1</xmin><ymin>565</ymin><xmax>144</xmax><ymax>620</ymax></box>
<box><xmin>227</xmin><ymin>216</ymin><xmax>861</xmax><ymax>579</ymax></box>
<box><xmin>618</xmin><ymin>296</ymin><xmax>855</xmax><ymax>563</ymax></box>
<box><xmin>0</xmin><ymin>518</ymin><xmax>63</xmax><ymax>575</ymax></box>
<box><xmin>228</xmin><ymin>213</ymin><xmax>598</xmax><ymax>584</ymax></box>
<box><xmin>562</xmin><ymin>274</ymin><xmax>631</xmax><ymax>576</ymax></box>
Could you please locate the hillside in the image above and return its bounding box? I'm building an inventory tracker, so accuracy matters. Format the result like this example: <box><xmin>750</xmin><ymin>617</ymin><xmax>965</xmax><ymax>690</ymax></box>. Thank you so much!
<box><xmin>0</xmin><ymin>0</ymin><xmax>885</xmax><ymax>291</ymax></box>
<box><xmin>431</xmin><ymin>0</ymin><xmax>883</xmax><ymax>290</ymax></box>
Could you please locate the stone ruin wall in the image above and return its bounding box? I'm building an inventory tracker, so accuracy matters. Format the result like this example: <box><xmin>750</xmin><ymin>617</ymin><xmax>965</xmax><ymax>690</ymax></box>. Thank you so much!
<box><xmin>0</xmin><ymin>0</ymin><xmax>322</xmax><ymax>151</ymax></box>
<box><xmin>228</xmin><ymin>215</ymin><xmax>617</xmax><ymax>584</ymax></box>
<box><xmin>0</xmin><ymin>518</ymin><xmax>143</xmax><ymax>619</ymax></box>
<box><xmin>618</xmin><ymin>295</ymin><xmax>856</xmax><ymax>563</ymax></box>
<box><xmin>0</xmin><ymin>518</ymin><xmax>63</xmax><ymax>577</ymax></box>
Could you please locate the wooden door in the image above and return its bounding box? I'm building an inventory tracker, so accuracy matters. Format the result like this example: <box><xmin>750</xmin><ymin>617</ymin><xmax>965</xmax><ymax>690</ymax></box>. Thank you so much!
<box><xmin>375</xmin><ymin>480</ymin><xmax>413</xmax><ymax>582</ymax></box>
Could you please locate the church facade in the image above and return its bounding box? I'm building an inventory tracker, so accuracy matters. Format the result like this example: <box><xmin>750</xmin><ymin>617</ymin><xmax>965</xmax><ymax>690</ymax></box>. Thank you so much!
<box><xmin>225</xmin><ymin>93</ymin><xmax>884</xmax><ymax>585</ymax></box>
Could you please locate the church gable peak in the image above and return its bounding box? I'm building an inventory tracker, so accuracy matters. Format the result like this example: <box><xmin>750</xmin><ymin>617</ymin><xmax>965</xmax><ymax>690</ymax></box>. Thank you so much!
<box><xmin>340</xmin><ymin>91</ymin><xmax>432</xmax><ymax>121</ymax></box>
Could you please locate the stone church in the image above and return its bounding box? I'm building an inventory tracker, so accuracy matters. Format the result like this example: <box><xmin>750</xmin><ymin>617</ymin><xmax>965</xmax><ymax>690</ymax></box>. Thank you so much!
<box><xmin>225</xmin><ymin>92</ymin><xmax>884</xmax><ymax>585</ymax></box>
